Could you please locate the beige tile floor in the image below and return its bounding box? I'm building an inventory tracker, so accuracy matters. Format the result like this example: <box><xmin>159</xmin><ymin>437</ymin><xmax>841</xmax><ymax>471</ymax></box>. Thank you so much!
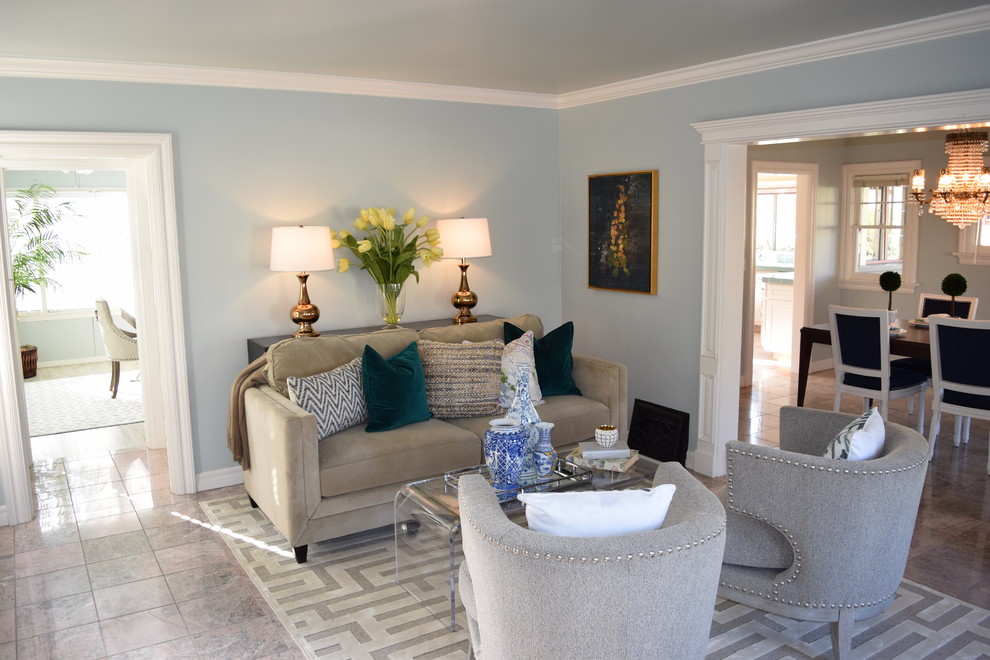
<box><xmin>4</xmin><ymin>349</ymin><xmax>989</xmax><ymax>657</ymax></box>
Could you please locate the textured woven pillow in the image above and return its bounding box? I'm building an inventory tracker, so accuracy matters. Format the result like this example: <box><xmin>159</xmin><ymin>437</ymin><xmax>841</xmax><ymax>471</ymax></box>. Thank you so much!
<box><xmin>418</xmin><ymin>339</ymin><xmax>503</xmax><ymax>418</ymax></box>
<box><xmin>823</xmin><ymin>407</ymin><xmax>885</xmax><ymax>461</ymax></box>
<box><xmin>286</xmin><ymin>357</ymin><xmax>367</xmax><ymax>439</ymax></box>
<box><xmin>498</xmin><ymin>330</ymin><xmax>543</xmax><ymax>408</ymax></box>
<box><xmin>518</xmin><ymin>484</ymin><xmax>676</xmax><ymax>537</ymax></box>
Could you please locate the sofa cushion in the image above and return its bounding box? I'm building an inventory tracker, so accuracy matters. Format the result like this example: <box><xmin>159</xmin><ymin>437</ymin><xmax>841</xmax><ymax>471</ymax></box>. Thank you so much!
<box><xmin>266</xmin><ymin>328</ymin><xmax>418</xmax><ymax>397</ymax></box>
<box><xmin>418</xmin><ymin>313</ymin><xmax>544</xmax><ymax>344</ymax></box>
<box><xmin>318</xmin><ymin>418</ymin><xmax>481</xmax><ymax>497</ymax></box>
<box><xmin>362</xmin><ymin>342</ymin><xmax>432</xmax><ymax>432</ymax></box>
<box><xmin>286</xmin><ymin>357</ymin><xmax>367</xmax><ymax>438</ymax></box>
<box><xmin>418</xmin><ymin>339</ymin><xmax>503</xmax><ymax>418</ymax></box>
<box><xmin>498</xmin><ymin>330</ymin><xmax>543</xmax><ymax>408</ymax></box>
<box><xmin>445</xmin><ymin>394</ymin><xmax>609</xmax><ymax>448</ymax></box>
<box><xmin>505</xmin><ymin>321</ymin><xmax>581</xmax><ymax>396</ymax></box>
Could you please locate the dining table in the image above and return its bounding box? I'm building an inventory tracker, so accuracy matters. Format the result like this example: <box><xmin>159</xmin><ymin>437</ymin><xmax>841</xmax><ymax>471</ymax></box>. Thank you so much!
<box><xmin>796</xmin><ymin>322</ymin><xmax>932</xmax><ymax>407</ymax></box>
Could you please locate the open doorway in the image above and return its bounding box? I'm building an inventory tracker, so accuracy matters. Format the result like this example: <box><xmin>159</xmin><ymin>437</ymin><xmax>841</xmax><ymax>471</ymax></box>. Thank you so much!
<box><xmin>4</xmin><ymin>169</ymin><xmax>146</xmax><ymax>460</ymax></box>
<box><xmin>741</xmin><ymin>161</ymin><xmax>816</xmax><ymax>388</ymax></box>
<box><xmin>0</xmin><ymin>131</ymin><xmax>194</xmax><ymax>525</ymax></box>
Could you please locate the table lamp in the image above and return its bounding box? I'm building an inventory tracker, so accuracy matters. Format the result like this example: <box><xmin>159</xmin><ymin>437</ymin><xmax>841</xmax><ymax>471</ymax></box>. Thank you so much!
<box><xmin>270</xmin><ymin>225</ymin><xmax>335</xmax><ymax>337</ymax></box>
<box><xmin>435</xmin><ymin>217</ymin><xmax>492</xmax><ymax>324</ymax></box>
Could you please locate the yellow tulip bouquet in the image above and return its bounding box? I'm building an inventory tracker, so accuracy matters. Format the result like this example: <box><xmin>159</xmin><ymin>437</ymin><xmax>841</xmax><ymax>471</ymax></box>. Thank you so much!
<box><xmin>333</xmin><ymin>207</ymin><xmax>442</xmax><ymax>327</ymax></box>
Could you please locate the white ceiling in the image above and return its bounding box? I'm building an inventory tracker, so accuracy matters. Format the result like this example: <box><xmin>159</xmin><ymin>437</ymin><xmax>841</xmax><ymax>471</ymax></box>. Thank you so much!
<box><xmin>1</xmin><ymin>1</ymin><xmax>988</xmax><ymax>96</ymax></box>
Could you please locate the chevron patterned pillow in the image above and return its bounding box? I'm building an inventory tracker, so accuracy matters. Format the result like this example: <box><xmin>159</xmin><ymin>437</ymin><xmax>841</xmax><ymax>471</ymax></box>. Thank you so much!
<box><xmin>287</xmin><ymin>357</ymin><xmax>367</xmax><ymax>438</ymax></box>
<box><xmin>418</xmin><ymin>339</ymin><xmax>503</xmax><ymax>418</ymax></box>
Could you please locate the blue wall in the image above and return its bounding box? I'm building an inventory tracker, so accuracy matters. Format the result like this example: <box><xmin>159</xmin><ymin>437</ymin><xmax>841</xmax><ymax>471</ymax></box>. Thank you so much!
<box><xmin>559</xmin><ymin>32</ymin><xmax>990</xmax><ymax>448</ymax></box>
<box><xmin>0</xmin><ymin>79</ymin><xmax>561</xmax><ymax>478</ymax></box>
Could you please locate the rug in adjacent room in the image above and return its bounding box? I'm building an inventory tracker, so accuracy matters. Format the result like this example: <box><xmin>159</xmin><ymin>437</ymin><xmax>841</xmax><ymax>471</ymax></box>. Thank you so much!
<box><xmin>202</xmin><ymin>494</ymin><xmax>990</xmax><ymax>660</ymax></box>
<box><xmin>24</xmin><ymin>371</ymin><xmax>143</xmax><ymax>436</ymax></box>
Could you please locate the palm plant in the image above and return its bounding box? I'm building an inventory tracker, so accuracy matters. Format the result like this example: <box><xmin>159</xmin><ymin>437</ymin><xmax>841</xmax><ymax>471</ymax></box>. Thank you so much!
<box><xmin>7</xmin><ymin>183</ymin><xmax>85</xmax><ymax>299</ymax></box>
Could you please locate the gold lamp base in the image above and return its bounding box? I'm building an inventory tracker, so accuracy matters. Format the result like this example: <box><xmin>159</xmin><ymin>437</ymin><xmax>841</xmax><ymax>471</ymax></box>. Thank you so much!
<box><xmin>451</xmin><ymin>262</ymin><xmax>478</xmax><ymax>324</ymax></box>
<box><xmin>290</xmin><ymin>273</ymin><xmax>320</xmax><ymax>337</ymax></box>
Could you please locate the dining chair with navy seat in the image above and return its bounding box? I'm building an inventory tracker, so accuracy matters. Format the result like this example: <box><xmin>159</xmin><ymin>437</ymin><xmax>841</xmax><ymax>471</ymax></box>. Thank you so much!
<box><xmin>927</xmin><ymin>316</ymin><xmax>990</xmax><ymax>471</ymax></box>
<box><xmin>917</xmin><ymin>293</ymin><xmax>978</xmax><ymax>321</ymax></box>
<box><xmin>828</xmin><ymin>305</ymin><xmax>927</xmax><ymax>433</ymax></box>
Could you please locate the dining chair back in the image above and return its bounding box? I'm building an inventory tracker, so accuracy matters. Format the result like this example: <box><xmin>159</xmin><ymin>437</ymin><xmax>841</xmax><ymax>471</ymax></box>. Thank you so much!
<box><xmin>927</xmin><ymin>316</ymin><xmax>990</xmax><ymax>471</ymax></box>
<box><xmin>917</xmin><ymin>293</ymin><xmax>978</xmax><ymax>320</ymax></box>
<box><xmin>828</xmin><ymin>305</ymin><xmax>927</xmax><ymax>432</ymax></box>
<box><xmin>95</xmin><ymin>298</ymin><xmax>139</xmax><ymax>398</ymax></box>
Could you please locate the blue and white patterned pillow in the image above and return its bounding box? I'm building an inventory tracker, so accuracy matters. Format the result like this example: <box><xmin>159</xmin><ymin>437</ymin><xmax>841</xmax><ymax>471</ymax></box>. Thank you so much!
<box><xmin>498</xmin><ymin>330</ymin><xmax>543</xmax><ymax>408</ymax></box>
<box><xmin>287</xmin><ymin>357</ymin><xmax>367</xmax><ymax>438</ymax></box>
<box><xmin>822</xmin><ymin>407</ymin><xmax>885</xmax><ymax>461</ymax></box>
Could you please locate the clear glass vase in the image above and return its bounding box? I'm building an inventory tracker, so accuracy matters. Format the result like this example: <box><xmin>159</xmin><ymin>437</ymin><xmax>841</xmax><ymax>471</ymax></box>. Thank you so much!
<box><xmin>377</xmin><ymin>282</ymin><xmax>406</xmax><ymax>329</ymax></box>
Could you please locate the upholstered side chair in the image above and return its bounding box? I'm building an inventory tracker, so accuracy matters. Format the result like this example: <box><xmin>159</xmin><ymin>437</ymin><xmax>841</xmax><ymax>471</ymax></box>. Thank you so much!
<box><xmin>95</xmin><ymin>298</ymin><xmax>139</xmax><ymax>398</ymax></box>
<box><xmin>457</xmin><ymin>463</ymin><xmax>726</xmax><ymax>660</ymax></box>
<box><xmin>718</xmin><ymin>406</ymin><xmax>929</xmax><ymax>659</ymax></box>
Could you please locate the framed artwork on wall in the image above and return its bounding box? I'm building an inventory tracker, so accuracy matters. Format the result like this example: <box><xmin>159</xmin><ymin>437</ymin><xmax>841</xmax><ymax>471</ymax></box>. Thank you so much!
<box><xmin>588</xmin><ymin>170</ymin><xmax>658</xmax><ymax>294</ymax></box>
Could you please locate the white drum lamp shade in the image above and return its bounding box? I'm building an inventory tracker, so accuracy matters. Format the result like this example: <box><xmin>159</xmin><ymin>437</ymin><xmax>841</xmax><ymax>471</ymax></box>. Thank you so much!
<box><xmin>270</xmin><ymin>226</ymin><xmax>334</xmax><ymax>337</ymax></box>
<box><xmin>435</xmin><ymin>218</ymin><xmax>492</xmax><ymax>324</ymax></box>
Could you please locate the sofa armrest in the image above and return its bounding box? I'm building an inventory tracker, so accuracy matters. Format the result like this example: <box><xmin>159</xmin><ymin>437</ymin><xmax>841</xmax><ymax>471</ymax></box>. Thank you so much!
<box><xmin>243</xmin><ymin>385</ymin><xmax>322</xmax><ymax>547</ymax></box>
<box><xmin>571</xmin><ymin>354</ymin><xmax>628</xmax><ymax>441</ymax></box>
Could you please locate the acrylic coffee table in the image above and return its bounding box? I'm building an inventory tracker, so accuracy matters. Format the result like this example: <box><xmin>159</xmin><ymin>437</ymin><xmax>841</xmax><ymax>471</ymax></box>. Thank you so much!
<box><xmin>393</xmin><ymin>450</ymin><xmax>658</xmax><ymax>631</ymax></box>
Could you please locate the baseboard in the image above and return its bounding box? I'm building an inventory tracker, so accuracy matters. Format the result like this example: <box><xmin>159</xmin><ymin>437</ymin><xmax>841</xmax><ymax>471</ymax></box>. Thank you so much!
<box><xmin>196</xmin><ymin>466</ymin><xmax>244</xmax><ymax>492</ymax></box>
<box><xmin>0</xmin><ymin>505</ymin><xmax>8</xmax><ymax>527</ymax></box>
<box><xmin>38</xmin><ymin>356</ymin><xmax>107</xmax><ymax>369</ymax></box>
<box><xmin>809</xmin><ymin>358</ymin><xmax>832</xmax><ymax>373</ymax></box>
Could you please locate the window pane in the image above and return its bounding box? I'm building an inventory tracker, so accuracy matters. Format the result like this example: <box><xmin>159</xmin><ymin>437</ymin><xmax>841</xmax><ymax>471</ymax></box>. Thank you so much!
<box><xmin>7</xmin><ymin>189</ymin><xmax>133</xmax><ymax>314</ymax></box>
<box><xmin>856</xmin><ymin>227</ymin><xmax>880</xmax><ymax>269</ymax></box>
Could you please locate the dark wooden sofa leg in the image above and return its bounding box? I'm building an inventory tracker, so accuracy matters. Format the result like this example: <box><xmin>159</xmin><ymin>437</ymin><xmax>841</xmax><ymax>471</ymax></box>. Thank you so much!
<box><xmin>293</xmin><ymin>545</ymin><xmax>308</xmax><ymax>564</ymax></box>
<box><xmin>248</xmin><ymin>495</ymin><xmax>258</xmax><ymax>508</ymax></box>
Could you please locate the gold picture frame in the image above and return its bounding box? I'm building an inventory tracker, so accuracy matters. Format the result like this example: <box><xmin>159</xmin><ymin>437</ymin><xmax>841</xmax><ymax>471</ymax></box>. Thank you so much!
<box><xmin>588</xmin><ymin>170</ymin><xmax>658</xmax><ymax>294</ymax></box>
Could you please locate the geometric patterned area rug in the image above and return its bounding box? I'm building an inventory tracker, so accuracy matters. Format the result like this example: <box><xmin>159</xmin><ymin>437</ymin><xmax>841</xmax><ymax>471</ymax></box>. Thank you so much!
<box><xmin>23</xmin><ymin>371</ymin><xmax>143</xmax><ymax>437</ymax></box>
<box><xmin>201</xmin><ymin>494</ymin><xmax>990</xmax><ymax>659</ymax></box>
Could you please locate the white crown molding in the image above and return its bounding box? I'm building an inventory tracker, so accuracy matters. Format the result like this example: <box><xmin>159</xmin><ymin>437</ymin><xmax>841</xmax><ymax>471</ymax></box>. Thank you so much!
<box><xmin>0</xmin><ymin>56</ymin><xmax>560</xmax><ymax>109</ymax></box>
<box><xmin>558</xmin><ymin>6</ymin><xmax>990</xmax><ymax>109</ymax></box>
<box><xmin>0</xmin><ymin>6</ymin><xmax>986</xmax><ymax>110</ymax></box>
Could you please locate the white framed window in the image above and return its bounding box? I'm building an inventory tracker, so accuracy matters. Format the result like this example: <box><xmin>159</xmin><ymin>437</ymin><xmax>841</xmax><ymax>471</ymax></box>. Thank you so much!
<box><xmin>955</xmin><ymin>216</ymin><xmax>990</xmax><ymax>265</ymax></box>
<box><xmin>839</xmin><ymin>160</ymin><xmax>920</xmax><ymax>292</ymax></box>
<box><xmin>6</xmin><ymin>189</ymin><xmax>134</xmax><ymax>316</ymax></box>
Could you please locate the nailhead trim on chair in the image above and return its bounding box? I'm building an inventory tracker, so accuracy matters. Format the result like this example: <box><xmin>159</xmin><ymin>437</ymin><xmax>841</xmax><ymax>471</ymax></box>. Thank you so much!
<box><xmin>721</xmin><ymin>443</ymin><xmax>918</xmax><ymax>611</ymax></box>
<box><xmin>462</xmin><ymin>509</ymin><xmax>726</xmax><ymax>565</ymax></box>
<box><xmin>717</xmin><ymin>577</ymin><xmax>896</xmax><ymax>611</ymax></box>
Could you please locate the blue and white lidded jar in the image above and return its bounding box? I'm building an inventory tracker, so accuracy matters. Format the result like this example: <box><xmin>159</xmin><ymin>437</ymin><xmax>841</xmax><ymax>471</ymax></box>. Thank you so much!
<box><xmin>483</xmin><ymin>418</ymin><xmax>529</xmax><ymax>490</ymax></box>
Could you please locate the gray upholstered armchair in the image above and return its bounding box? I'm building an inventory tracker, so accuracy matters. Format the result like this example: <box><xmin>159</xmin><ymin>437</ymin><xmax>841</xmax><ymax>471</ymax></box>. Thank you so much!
<box><xmin>457</xmin><ymin>463</ymin><xmax>726</xmax><ymax>660</ymax></box>
<box><xmin>718</xmin><ymin>406</ymin><xmax>929</xmax><ymax>659</ymax></box>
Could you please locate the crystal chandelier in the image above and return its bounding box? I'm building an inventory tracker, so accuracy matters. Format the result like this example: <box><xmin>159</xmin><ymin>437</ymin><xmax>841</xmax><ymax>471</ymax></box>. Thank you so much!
<box><xmin>910</xmin><ymin>131</ymin><xmax>990</xmax><ymax>228</ymax></box>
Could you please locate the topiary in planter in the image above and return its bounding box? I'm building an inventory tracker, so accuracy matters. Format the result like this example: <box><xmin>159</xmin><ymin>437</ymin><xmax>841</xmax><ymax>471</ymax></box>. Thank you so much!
<box><xmin>879</xmin><ymin>271</ymin><xmax>901</xmax><ymax>311</ymax></box>
<box><xmin>941</xmin><ymin>273</ymin><xmax>968</xmax><ymax>317</ymax></box>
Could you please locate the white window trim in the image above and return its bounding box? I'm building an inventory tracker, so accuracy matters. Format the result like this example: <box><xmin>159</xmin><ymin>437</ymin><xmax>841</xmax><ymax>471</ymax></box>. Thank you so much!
<box><xmin>954</xmin><ymin>219</ymin><xmax>990</xmax><ymax>265</ymax></box>
<box><xmin>838</xmin><ymin>160</ymin><xmax>921</xmax><ymax>292</ymax></box>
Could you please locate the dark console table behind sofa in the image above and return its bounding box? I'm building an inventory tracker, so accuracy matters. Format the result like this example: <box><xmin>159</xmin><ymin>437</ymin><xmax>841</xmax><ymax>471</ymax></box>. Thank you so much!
<box><xmin>247</xmin><ymin>315</ymin><xmax>498</xmax><ymax>363</ymax></box>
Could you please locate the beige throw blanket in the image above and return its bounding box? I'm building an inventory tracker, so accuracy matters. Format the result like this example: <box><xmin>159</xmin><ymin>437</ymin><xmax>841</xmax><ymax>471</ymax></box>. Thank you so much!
<box><xmin>227</xmin><ymin>355</ymin><xmax>268</xmax><ymax>470</ymax></box>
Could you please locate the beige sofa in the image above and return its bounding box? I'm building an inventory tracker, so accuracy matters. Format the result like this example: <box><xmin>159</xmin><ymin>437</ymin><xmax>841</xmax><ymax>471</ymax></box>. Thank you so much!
<box><xmin>242</xmin><ymin>313</ymin><xmax>628</xmax><ymax>562</ymax></box>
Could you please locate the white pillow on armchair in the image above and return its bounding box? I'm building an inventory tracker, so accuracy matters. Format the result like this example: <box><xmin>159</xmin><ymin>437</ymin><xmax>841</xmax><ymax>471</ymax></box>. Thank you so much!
<box><xmin>518</xmin><ymin>484</ymin><xmax>676</xmax><ymax>537</ymax></box>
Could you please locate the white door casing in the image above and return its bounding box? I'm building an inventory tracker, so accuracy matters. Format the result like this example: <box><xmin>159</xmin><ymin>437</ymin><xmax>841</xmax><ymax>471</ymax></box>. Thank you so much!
<box><xmin>0</xmin><ymin>132</ymin><xmax>194</xmax><ymax>524</ymax></box>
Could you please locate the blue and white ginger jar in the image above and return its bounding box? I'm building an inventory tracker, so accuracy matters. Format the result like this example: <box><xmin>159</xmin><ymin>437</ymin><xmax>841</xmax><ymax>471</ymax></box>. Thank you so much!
<box><xmin>483</xmin><ymin>418</ymin><xmax>529</xmax><ymax>491</ymax></box>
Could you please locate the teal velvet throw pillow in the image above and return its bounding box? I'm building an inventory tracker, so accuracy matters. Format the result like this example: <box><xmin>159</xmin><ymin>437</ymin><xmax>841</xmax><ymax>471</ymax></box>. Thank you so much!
<box><xmin>362</xmin><ymin>342</ymin><xmax>432</xmax><ymax>432</ymax></box>
<box><xmin>504</xmin><ymin>321</ymin><xmax>581</xmax><ymax>397</ymax></box>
